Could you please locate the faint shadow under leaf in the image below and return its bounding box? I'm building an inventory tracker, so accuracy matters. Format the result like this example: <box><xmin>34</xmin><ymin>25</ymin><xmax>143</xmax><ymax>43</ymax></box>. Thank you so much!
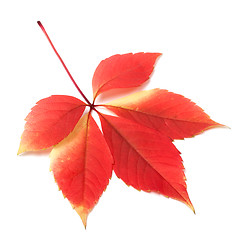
<box><xmin>95</xmin><ymin>81</ymin><xmax>150</xmax><ymax>104</ymax></box>
<box><xmin>18</xmin><ymin>147</ymin><xmax>52</xmax><ymax>157</ymax></box>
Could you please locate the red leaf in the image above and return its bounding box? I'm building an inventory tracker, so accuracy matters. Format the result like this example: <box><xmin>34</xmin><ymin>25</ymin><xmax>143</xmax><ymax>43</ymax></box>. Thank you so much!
<box><xmin>104</xmin><ymin>88</ymin><xmax>223</xmax><ymax>139</ymax></box>
<box><xmin>99</xmin><ymin>113</ymin><xmax>194</xmax><ymax>212</ymax></box>
<box><xmin>19</xmin><ymin>21</ymin><xmax>225</xmax><ymax>228</ymax></box>
<box><xmin>92</xmin><ymin>52</ymin><xmax>161</xmax><ymax>99</ymax></box>
<box><xmin>18</xmin><ymin>95</ymin><xmax>86</xmax><ymax>154</ymax></box>
<box><xmin>50</xmin><ymin>113</ymin><xmax>113</xmax><ymax>228</ymax></box>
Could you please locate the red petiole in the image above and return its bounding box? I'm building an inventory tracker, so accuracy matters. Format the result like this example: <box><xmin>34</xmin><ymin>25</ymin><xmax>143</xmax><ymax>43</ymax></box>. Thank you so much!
<box><xmin>37</xmin><ymin>21</ymin><xmax>92</xmax><ymax>107</ymax></box>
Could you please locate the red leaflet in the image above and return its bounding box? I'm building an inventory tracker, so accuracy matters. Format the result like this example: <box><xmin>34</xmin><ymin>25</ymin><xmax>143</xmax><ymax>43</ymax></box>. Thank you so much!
<box><xmin>18</xmin><ymin>21</ymin><xmax>224</xmax><ymax>228</ymax></box>
<box><xmin>92</xmin><ymin>52</ymin><xmax>161</xmax><ymax>99</ymax></box>
<box><xmin>50</xmin><ymin>113</ymin><xmax>113</xmax><ymax>228</ymax></box>
<box><xmin>104</xmin><ymin>89</ymin><xmax>223</xmax><ymax>140</ymax></box>
<box><xmin>99</xmin><ymin>113</ymin><xmax>194</xmax><ymax>211</ymax></box>
<box><xmin>18</xmin><ymin>95</ymin><xmax>86</xmax><ymax>154</ymax></box>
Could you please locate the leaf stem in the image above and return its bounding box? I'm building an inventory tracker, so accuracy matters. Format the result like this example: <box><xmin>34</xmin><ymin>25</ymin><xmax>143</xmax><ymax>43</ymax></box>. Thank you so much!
<box><xmin>37</xmin><ymin>21</ymin><xmax>92</xmax><ymax>106</ymax></box>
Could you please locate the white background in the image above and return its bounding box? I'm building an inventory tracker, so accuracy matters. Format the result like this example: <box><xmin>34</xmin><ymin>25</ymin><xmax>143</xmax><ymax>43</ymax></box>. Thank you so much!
<box><xmin>1</xmin><ymin>0</ymin><xmax>247</xmax><ymax>239</ymax></box>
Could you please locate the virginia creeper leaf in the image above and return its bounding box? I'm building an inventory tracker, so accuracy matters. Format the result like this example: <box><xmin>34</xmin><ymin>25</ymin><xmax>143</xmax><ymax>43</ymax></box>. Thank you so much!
<box><xmin>104</xmin><ymin>88</ymin><xmax>223</xmax><ymax>140</ymax></box>
<box><xmin>19</xmin><ymin>21</ymin><xmax>224</xmax><ymax>228</ymax></box>
<box><xmin>99</xmin><ymin>113</ymin><xmax>194</xmax><ymax>212</ymax></box>
<box><xmin>18</xmin><ymin>95</ymin><xmax>86</xmax><ymax>154</ymax></box>
<box><xmin>92</xmin><ymin>52</ymin><xmax>161</xmax><ymax>99</ymax></box>
<box><xmin>50</xmin><ymin>113</ymin><xmax>113</xmax><ymax>228</ymax></box>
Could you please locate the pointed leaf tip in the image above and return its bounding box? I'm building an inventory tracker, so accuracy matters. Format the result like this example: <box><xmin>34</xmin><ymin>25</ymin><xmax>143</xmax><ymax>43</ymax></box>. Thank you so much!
<box><xmin>74</xmin><ymin>206</ymin><xmax>89</xmax><ymax>229</ymax></box>
<box><xmin>188</xmin><ymin>202</ymin><xmax>195</xmax><ymax>214</ymax></box>
<box><xmin>17</xmin><ymin>145</ymin><xmax>24</xmax><ymax>155</ymax></box>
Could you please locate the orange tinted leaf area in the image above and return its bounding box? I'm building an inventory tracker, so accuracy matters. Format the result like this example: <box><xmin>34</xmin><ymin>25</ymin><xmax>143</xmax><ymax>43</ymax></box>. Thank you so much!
<box><xmin>19</xmin><ymin>23</ymin><xmax>224</xmax><ymax>229</ymax></box>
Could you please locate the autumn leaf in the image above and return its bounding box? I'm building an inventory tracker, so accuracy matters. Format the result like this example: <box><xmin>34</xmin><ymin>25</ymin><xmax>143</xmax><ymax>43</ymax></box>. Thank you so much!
<box><xmin>92</xmin><ymin>52</ymin><xmax>161</xmax><ymax>99</ymax></box>
<box><xmin>99</xmin><ymin>113</ymin><xmax>194</xmax><ymax>212</ymax></box>
<box><xmin>50</xmin><ymin>113</ymin><xmax>113</xmax><ymax>227</ymax></box>
<box><xmin>18</xmin><ymin>21</ymin><xmax>223</xmax><ymax>228</ymax></box>
<box><xmin>103</xmin><ymin>88</ymin><xmax>223</xmax><ymax>140</ymax></box>
<box><xmin>18</xmin><ymin>95</ymin><xmax>86</xmax><ymax>154</ymax></box>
